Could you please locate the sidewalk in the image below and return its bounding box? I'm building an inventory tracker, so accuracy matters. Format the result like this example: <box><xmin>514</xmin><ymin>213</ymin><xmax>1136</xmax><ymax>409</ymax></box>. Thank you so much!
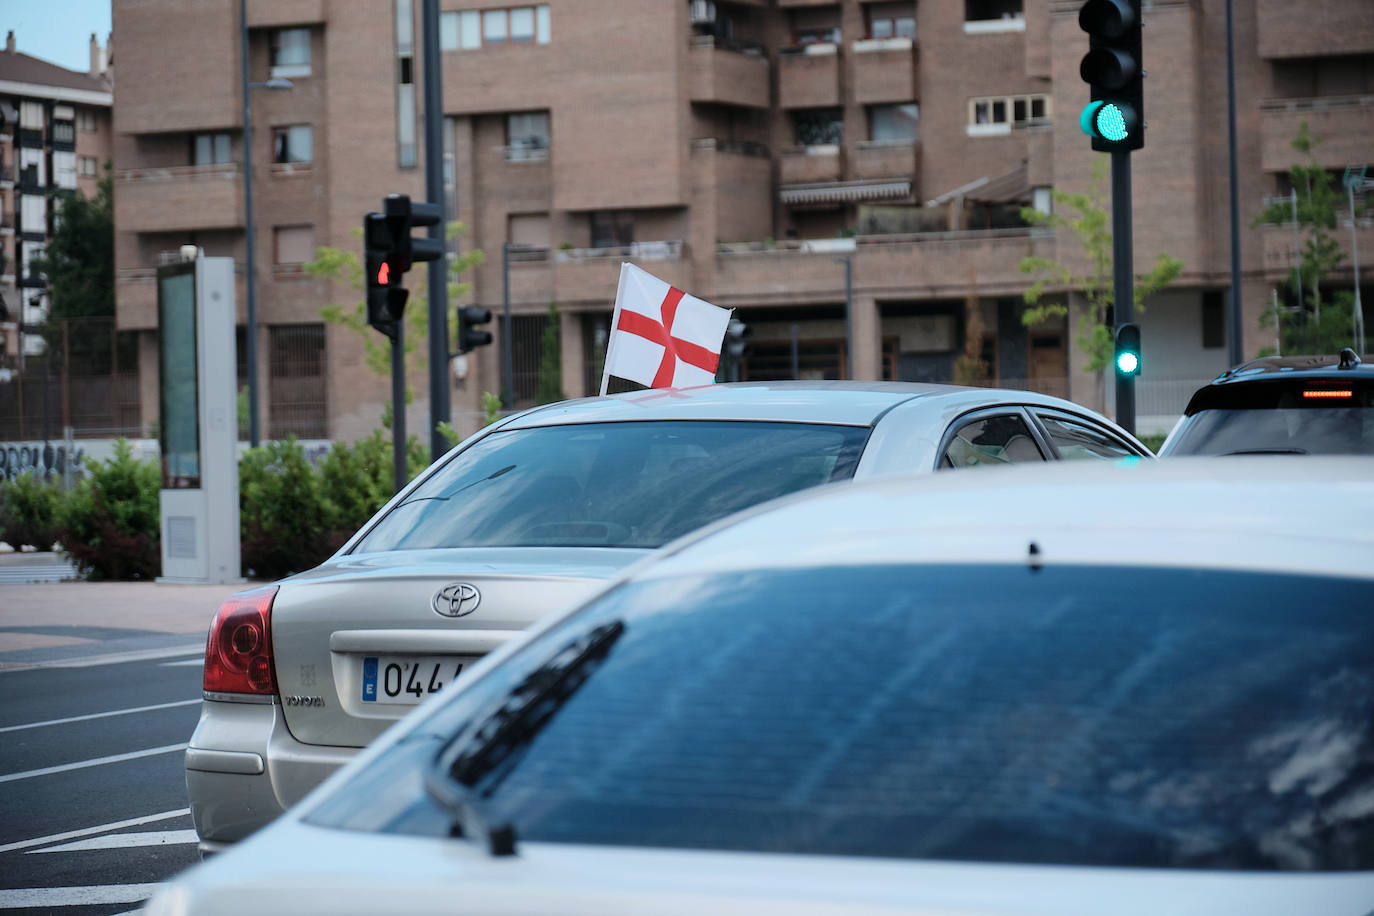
<box><xmin>0</xmin><ymin>554</ymin><xmax>249</xmax><ymax>670</ymax></box>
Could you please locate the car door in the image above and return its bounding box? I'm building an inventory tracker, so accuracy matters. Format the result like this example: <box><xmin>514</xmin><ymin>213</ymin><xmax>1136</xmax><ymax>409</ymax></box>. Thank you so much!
<box><xmin>1029</xmin><ymin>408</ymin><xmax>1145</xmax><ymax>461</ymax></box>
<box><xmin>937</xmin><ymin>408</ymin><xmax>1049</xmax><ymax>468</ymax></box>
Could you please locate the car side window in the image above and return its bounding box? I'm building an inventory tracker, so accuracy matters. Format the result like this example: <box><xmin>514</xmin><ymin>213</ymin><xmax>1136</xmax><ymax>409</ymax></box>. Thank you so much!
<box><xmin>1037</xmin><ymin>414</ymin><xmax>1135</xmax><ymax>461</ymax></box>
<box><xmin>941</xmin><ymin>414</ymin><xmax>1045</xmax><ymax>468</ymax></box>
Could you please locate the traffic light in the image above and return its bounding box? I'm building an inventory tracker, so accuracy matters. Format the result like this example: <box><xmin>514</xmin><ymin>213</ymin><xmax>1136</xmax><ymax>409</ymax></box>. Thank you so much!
<box><xmin>457</xmin><ymin>305</ymin><xmax>492</xmax><ymax>353</ymax></box>
<box><xmin>1078</xmin><ymin>0</ymin><xmax>1143</xmax><ymax>152</ymax></box>
<box><xmin>1114</xmin><ymin>323</ymin><xmax>1141</xmax><ymax>377</ymax></box>
<box><xmin>362</xmin><ymin>194</ymin><xmax>446</xmax><ymax>337</ymax></box>
<box><xmin>364</xmin><ymin>212</ymin><xmax>406</xmax><ymax>336</ymax></box>
<box><xmin>724</xmin><ymin>318</ymin><xmax>749</xmax><ymax>358</ymax></box>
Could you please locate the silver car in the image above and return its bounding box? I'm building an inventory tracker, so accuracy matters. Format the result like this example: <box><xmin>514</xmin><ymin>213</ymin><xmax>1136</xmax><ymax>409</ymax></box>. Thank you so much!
<box><xmin>186</xmin><ymin>381</ymin><xmax>1149</xmax><ymax>853</ymax></box>
<box><xmin>155</xmin><ymin>457</ymin><xmax>1374</xmax><ymax>914</ymax></box>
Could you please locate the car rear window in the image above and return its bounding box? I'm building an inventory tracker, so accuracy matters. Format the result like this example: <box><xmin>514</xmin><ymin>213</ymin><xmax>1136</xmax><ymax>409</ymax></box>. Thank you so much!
<box><xmin>1167</xmin><ymin>379</ymin><xmax>1374</xmax><ymax>456</ymax></box>
<box><xmin>309</xmin><ymin>563</ymin><xmax>1374</xmax><ymax>871</ymax></box>
<box><xmin>352</xmin><ymin>421</ymin><xmax>867</xmax><ymax>551</ymax></box>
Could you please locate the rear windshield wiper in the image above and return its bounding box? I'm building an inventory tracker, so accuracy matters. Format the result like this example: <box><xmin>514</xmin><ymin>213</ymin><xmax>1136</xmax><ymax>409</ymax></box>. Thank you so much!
<box><xmin>424</xmin><ymin>620</ymin><xmax>625</xmax><ymax>855</ymax></box>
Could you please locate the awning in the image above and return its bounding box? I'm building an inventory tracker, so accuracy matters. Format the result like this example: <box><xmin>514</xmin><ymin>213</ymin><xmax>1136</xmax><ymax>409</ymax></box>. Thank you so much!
<box><xmin>780</xmin><ymin>178</ymin><xmax>912</xmax><ymax>206</ymax></box>
<box><xmin>925</xmin><ymin>162</ymin><xmax>1030</xmax><ymax>207</ymax></box>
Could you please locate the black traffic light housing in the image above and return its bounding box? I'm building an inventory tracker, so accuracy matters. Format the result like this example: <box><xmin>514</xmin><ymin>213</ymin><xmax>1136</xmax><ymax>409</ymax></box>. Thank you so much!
<box><xmin>1079</xmin><ymin>0</ymin><xmax>1144</xmax><ymax>152</ymax></box>
<box><xmin>362</xmin><ymin>194</ymin><xmax>446</xmax><ymax>337</ymax></box>
<box><xmin>457</xmin><ymin>305</ymin><xmax>493</xmax><ymax>353</ymax></box>
<box><xmin>1114</xmin><ymin>322</ymin><xmax>1142</xmax><ymax>378</ymax></box>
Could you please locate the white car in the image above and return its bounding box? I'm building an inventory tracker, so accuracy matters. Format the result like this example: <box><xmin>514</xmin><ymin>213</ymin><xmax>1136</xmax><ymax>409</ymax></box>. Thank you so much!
<box><xmin>152</xmin><ymin>456</ymin><xmax>1374</xmax><ymax>914</ymax></box>
<box><xmin>186</xmin><ymin>381</ymin><xmax>1150</xmax><ymax>853</ymax></box>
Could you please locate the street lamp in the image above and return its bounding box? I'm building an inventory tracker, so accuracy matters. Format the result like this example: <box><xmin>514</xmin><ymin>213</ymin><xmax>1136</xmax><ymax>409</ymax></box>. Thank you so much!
<box><xmin>239</xmin><ymin>0</ymin><xmax>294</xmax><ymax>446</ymax></box>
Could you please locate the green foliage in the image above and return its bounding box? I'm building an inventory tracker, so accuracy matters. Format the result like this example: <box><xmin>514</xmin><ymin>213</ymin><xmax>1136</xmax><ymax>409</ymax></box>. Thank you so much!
<box><xmin>1253</xmin><ymin>121</ymin><xmax>1360</xmax><ymax>355</ymax></box>
<box><xmin>537</xmin><ymin>301</ymin><xmax>565</xmax><ymax>404</ymax></box>
<box><xmin>316</xmin><ymin>430</ymin><xmax>428</xmax><ymax>543</ymax></box>
<box><xmin>31</xmin><ymin>169</ymin><xmax>116</xmax><ymax>366</ymax></box>
<box><xmin>55</xmin><ymin>440</ymin><xmax>160</xmax><ymax>580</ymax></box>
<box><xmin>1019</xmin><ymin>157</ymin><xmax>1184</xmax><ymax>372</ymax></box>
<box><xmin>0</xmin><ymin>472</ymin><xmax>63</xmax><ymax>550</ymax></box>
<box><xmin>239</xmin><ymin>438</ymin><xmax>334</xmax><ymax>580</ymax></box>
<box><xmin>1138</xmin><ymin>432</ymin><xmax>1167</xmax><ymax>454</ymax></box>
<box><xmin>482</xmin><ymin>391</ymin><xmax>503</xmax><ymax>425</ymax></box>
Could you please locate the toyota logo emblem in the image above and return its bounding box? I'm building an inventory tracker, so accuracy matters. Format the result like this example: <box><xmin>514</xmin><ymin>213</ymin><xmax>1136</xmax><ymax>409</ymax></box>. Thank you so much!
<box><xmin>433</xmin><ymin>583</ymin><xmax>481</xmax><ymax>618</ymax></box>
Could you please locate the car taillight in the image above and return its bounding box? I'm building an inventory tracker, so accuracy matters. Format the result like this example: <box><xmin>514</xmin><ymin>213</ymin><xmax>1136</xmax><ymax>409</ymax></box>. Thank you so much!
<box><xmin>203</xmin><ymin>586</ymin><xmax>280</xmax><ymax>697</ymax></box>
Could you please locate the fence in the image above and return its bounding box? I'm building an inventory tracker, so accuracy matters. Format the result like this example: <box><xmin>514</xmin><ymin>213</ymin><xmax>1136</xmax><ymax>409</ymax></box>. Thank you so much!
<box><xmin>0</xmin><ymin>317</ymin><xmax>141</xmax><ymax>441</ymax></box>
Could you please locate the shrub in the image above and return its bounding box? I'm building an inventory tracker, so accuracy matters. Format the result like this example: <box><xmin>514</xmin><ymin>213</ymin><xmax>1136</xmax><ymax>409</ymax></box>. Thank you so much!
<box><xmin>56</xmin><ymin>440</ymin><xmax>161</xmax><ymax>580</ymax></box>
<box><xmin>317</xmin><ymin>430</ymin><xmax>427</xmax><ymax>548</ymax></box>
<box><xmin>0</xmin><ymin>472</ymin><xmax>63</xmax><ymax>551</ymax></box>
<box><xmin>239</xmin><ymin>438</ymin><xmax>334</xmax><ymax>581</ymax></box>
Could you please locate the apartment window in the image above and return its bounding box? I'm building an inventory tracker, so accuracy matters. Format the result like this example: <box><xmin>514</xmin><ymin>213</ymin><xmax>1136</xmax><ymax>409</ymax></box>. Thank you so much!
<box><xmin>51</xmin><ymin>120</ymin><xmax>75</xmax><ymax>145</ymax></box>
<box><xmin>966</xmin><ymin>0</ymin><xmax>1022</xmax><ymax>21</ymax></box>
<box><xmin>271</xmin><ymin>28</ymin><xmax>311</xmax><ymax>78</ymax></box>
<box><xmin>19</xmin><ymin>146</ymin><xmax>45</xmax><ymax>186</ymax></box>
<box><xmin>867</xmin><ymin>2</ymin><xmax>915</xmax><ymax>39</ymax></box>
<box><xmin>193</xmin><ymin>132</ymin><xmax>232</xmax><ymax>165</ymax></box>
<box><xmin>590</xmin><ymin>211</ymin><xmax>634</xmax><ymax>249</ymax></box>
<box><xmin>52</xmin><ymin>151</ymin><xmax>77</xmax><ymax>189</ymax></box>
<box><xmin>78</xmin><ymin>156</ymin><xmax>98</xmax><ymax>176</ymax></box>
<box><xmin>870</xmin><ymin>103</ymin><xmax>918</xmax><ymax>142</ymax></box>
<box><xmin>396</xmin><ymin>0</ymin><xmax>417</xmax><ymax>167</ymax></box>
<box><xmin>444</xmin><ymin>6</ymin><xmax>549</xmax><ymax>49</ymax></box>
<box><xmin>792</xmin><ymin>108</ymin><xmax>844</xmax><ymax>147</ymax></box>
<box><xmin>19</xmin><ymin>101</ymin><xmax>43</xmax><ymax>129</ymax></box>
<box><xmin>273</xmin><ymin>125</ymin><xmax>313</xmax><ymax>164</ymax></box>
<box><xmin>268</xmin><ymin>324</ymin><xmax>327</xmax><ymax>440</ymax></box>
<box><xmin>794</xmin><ymin>25</ymin><xmax>840</xmax><ymax>45</ymax></box>
<box><xmin>20</xmin><ymin>194</ymin><xmax>46</xmax><ymax>235</ymax></box>
<box><xmin>274</xmin><ymin>224</ymin><xmax>316</xmax><ymax>265</ymax></box>
<box><xmin>967</xmin><ymin>94</ymin><xmax>1049</xmax><ymax>136</ymax></box>
<box><xmin>76</xmin><ymin>109</ymin><xmax>97</xmax><ymax>132</ymax></box>
<box><xmin>506</xmin><ymin>111</ymin><xmax>550</xmax><ymax>159</ymax></box>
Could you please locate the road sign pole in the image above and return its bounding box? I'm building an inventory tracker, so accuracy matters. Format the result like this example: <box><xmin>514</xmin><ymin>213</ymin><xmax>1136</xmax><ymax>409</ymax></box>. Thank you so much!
<box><xmin>1112</xmin><ymin>149</ymin><xmax>1135</xmax><ymax>434</ymax></box>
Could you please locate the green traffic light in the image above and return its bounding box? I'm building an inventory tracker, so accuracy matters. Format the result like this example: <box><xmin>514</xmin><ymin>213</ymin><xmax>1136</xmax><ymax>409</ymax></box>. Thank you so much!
<box><xmin>1079</xmin><ymin>100</ymin><xmax>1137</xmax><ymax>145</ymax></box>
<box><xmin>1116</xmin><ymin>351</ymin><xmax>1140</xmax><ymax>376</ymax></box>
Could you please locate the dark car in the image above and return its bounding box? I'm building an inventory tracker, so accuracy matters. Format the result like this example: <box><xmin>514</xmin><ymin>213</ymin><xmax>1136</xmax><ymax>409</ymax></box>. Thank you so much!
<box><xmin>1160</xmin><ymin>348</ymin><xmax>1374</xmax><ymax>456</ymax></box>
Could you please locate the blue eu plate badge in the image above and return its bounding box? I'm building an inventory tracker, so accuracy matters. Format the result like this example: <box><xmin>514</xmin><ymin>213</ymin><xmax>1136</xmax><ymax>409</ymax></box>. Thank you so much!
<box><xmin>362</xmin><ymin>657</ymin><xmax>378</xmax><ymax>702</ymax></box>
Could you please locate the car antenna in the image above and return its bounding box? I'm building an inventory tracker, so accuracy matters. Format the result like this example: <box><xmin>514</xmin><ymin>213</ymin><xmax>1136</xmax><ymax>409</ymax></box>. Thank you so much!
<box><xmin>1338</xmin><ymin>348</ymin><xmax>1361</xmax><ymax>370</ymax></box>
<box><xmin>1027</xmin><ymin>541</ymin><xmax>1042</xmax><ymax>573</ymax></box>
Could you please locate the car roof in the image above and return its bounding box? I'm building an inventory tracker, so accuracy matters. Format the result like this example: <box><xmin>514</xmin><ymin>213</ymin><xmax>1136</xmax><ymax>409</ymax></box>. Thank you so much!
<box><xmin>497</xmin><ymin>380</ymin><xmax>1112</xmax><ymax>429</ymax></box>
<box><xmin>643</xmin><ymin>456</ymin><xmax>1374</xmax><ymax>582</ymax></box>
<box><xmin>1206</xmin><ymin>350</ymin><xmax>1374</xmax><ymax>385</ymax></box>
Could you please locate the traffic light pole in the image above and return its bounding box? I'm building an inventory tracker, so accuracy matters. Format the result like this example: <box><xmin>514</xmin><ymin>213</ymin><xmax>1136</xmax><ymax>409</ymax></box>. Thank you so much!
<box><xmin>391</xmin><ymin>322</ymin><xmax>406</xmax><ymax>495</ymax></box>
<box><xmin>422</xmin><ymin>0</ymin><xmax>449</xmax><ymax>463</ymax></box>
<box><xmin>1111</xmin><ymin>150</ymin><xmax>1135</xmax><ymax>435</ymax></box>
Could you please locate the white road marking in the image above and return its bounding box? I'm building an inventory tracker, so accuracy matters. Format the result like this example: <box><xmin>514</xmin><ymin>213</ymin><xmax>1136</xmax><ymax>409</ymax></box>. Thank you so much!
<box><xmin>0</xmin><ymin>808</ymin><xmax>190</xmax><ymax>854</ymax></box>
<box><xmin>160</xmin><ymin>658</ymin><xmax>203</xmax><ymax>667</ymax></box>
<box><xmin>0</xmin><ymin>743</ymin><xmax>187</xmax><ymax>784</ymax></box>
<box><xmin>0</xmin><ymin>643</ymin><xmax>205</xmax><ymax>673</ymax></box>
<box><xmin>0</xmin><ymin>699</ymin><xmax>200</xmax><ymax>734</ymax></box>
<box><xmin>0</xmin><ymin>883</ymin><xmax>162</xmax><ymax>909</ymax></box>
<box><xmin>27</xmin><ymin>829</ymin><xmax>200</xmax><ymax>854</ymax></box>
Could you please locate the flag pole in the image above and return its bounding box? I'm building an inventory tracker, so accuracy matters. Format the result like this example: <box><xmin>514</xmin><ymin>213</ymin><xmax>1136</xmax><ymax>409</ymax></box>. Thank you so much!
<box><xmin>600</xmin><ymin>262</ymin><xmax>632</xmax><ymax>396</ymax></box>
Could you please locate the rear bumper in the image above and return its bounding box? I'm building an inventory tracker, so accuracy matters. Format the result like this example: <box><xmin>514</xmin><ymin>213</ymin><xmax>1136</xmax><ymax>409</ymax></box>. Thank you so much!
<box><xmin>185</xmin><ymin>697</ymin><xmax>356</xmax><ymax>854</ymax></box>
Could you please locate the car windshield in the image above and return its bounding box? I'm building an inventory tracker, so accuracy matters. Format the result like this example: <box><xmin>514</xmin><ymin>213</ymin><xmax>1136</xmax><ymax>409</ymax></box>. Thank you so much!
<box><xmin>308</xmin><ymin>563</ymin><xmax>1374</xmax><ymax>871</ymax></box>
<box><xmin>352</xmin><ymin>421</ymin><xmax>868</xmax><ymax>551</ymax></box>
<box><xmin>1167</xmin><ymin>380</ymin><xmax>1374</xmax><ymax>456</ymax></box>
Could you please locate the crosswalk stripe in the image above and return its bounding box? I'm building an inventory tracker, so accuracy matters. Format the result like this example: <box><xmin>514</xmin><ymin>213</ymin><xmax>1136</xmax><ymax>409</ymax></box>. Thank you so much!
<box><xmin>0</xmin><ymin>808</ymin><xmax>190</xmax><ymax>854</ymax></box>
<box><xmin>26</xmin><ymin>829</ymin><xmax>200</xmax><ymax>854</ymax></box>
<box><xmin>0</xmin><ymin>883</ymin><xmax>162</xmax><ymax>909</ymax></box>
<box><xmin>0</xmin><ymin>743</ymin><xmax>187</xmax><ymax>784</ymax></box>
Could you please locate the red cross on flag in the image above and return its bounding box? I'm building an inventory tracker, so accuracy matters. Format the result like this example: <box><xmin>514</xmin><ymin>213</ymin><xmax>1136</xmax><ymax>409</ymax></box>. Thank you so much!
<box><xmin>599</xmin><ymin>263</ymin><xmax>732</xmax><ymax>395</ymax></box>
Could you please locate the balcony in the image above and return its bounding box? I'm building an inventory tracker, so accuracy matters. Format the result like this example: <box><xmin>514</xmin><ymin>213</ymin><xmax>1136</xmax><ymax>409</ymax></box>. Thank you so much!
<box><xmin>714</xmin><ymin>228</ymin><xmax>1054</xmax><ymax>304</ymax></box>
<box><xmin>1260</xmin><ymin>221</ymin><xmax>1374</xmax><ymax>283</ymax></box>
<box><xmin>778</xmin><ymin>43</ymin><xmax>841</xmax><ymax>109</ymax></box>
<box><xmin>853</xmin><ymin>140</ymin><xmax>918</xmax><ymax>184</ymax></box>
<box><xmin>245</xmin><ymin>0</ymin><xmax>324</xmax><ymax>27</ymax></box>
<box><xmin>116</xmin><ymin>266</ymin><xmax>248</xmax><ymax>329</ymax></box>
<box><xmin>1257</xmin><ymin>0</ymin><xmax>1374</xmax><ymax>58</ymax></box>
<box><xmin>553</xmin><ymin>242</ymin><xmax>688</xmax><ymax>304</ymax></box>
<box><xmin>689</xmin><ymin>36</ymin><xmax>770</xmax><ymax>109</ymax></box>
<box><xmin>851</xmin><ymin>38</ymin><xmax>918</xmax><ymax>105</ymax></box>
<box><xmin>779</xmin><ymin>145</ymin><xmax>841</xmax><ymax>185</ymax></box>
<box><xmin>1260</xmin><ymin>96</ymin><xmax>1374</xmax><ymax>173</ymax></box>
<box><xmin>114</xmin><ymin>164</ymin><xmax>243</xmax><ymax>234</ymax></box>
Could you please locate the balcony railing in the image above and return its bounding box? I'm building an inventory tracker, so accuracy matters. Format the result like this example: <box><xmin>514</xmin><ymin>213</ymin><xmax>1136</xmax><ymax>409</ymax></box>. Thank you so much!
<box><xmin>690</xmin><ymin>138</ymin><xmax>770</xmax><ymax>158</ymax></box>
<box><xmin>555</xmin><ymin>240</ymin><xmax>685</xmax><ymax>262</ymax></box>
<box><xmin>503</xmin><ymin>145</ymin><xmax>550</xmax><ymax>162</ymax></box>
<box><xmin>689</xmin><ymin>34</ymin><xmax>766</xmax><ymax>57</ymax></box>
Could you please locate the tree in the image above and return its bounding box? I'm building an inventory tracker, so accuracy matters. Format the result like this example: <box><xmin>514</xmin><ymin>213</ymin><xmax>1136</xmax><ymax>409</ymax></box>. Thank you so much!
<box><xmin>537</xmin><ymin>301</ymin><xmax>565</xmax><ymax>404</ymax></box>
<box><xmin>1253</xmin><ymin>121</ymin><xmax>1359</xmax><ymax>355</ymax></box>
<box><xmin>305</xmin><ymin>223</ymin><xmax>484</xmax><ymax>422</ymax></box>
<box><xmin>31</xmin><ymin>170</ymin><xmax>118</xmax><ymax>369</ymax></box>
<box><xmin>1018</xmin><ymin>157</ymin><xmax>1183</xmax><ymax>403</ymax></box>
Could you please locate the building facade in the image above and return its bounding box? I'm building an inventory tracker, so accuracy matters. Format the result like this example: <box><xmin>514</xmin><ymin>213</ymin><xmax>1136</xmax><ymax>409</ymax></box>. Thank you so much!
<box><xmin>110</xmin><ymin>0</ymin><xmax>1373</xmax><ymax>443</ymax></box>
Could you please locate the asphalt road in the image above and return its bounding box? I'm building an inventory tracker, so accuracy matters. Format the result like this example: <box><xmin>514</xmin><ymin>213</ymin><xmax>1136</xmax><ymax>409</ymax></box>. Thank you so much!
<box><xmin>0</xmin><ymin>650</ymin><xmax>205</xmax><ymax>915</ymax></box>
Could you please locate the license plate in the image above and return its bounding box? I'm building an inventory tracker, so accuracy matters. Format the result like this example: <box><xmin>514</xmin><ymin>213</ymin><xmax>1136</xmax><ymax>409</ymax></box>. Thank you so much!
<box><xmin>361</xmin><ymin>655</ymin><xmax>477</xmax><ymax>704</ymax></box>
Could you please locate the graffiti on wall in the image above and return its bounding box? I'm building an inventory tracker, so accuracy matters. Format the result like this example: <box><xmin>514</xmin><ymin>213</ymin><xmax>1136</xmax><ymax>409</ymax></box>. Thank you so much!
<box><xmin>0</xmin><ymin>442</ymin><xmax>88</xmax><ymax>483</ymax></box>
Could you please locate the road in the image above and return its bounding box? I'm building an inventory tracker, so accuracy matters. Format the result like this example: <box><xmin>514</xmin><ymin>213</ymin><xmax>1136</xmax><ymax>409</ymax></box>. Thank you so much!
<box><xmin>0</xmin><ymin>650</ymin><xmax>205</xmax><ymax>915</ymax></box>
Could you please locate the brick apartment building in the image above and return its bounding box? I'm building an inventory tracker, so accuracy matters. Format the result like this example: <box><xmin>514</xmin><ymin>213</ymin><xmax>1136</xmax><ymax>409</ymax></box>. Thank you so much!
<box><xmin>110</xmin><ymin>0</ymin><xmax>1373</xmax><ymax>443</ymax></box>
<box><xmin>0</xmin><ymin>31</ymin><xmax>113</xmax><ymax>371</ymax></box>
